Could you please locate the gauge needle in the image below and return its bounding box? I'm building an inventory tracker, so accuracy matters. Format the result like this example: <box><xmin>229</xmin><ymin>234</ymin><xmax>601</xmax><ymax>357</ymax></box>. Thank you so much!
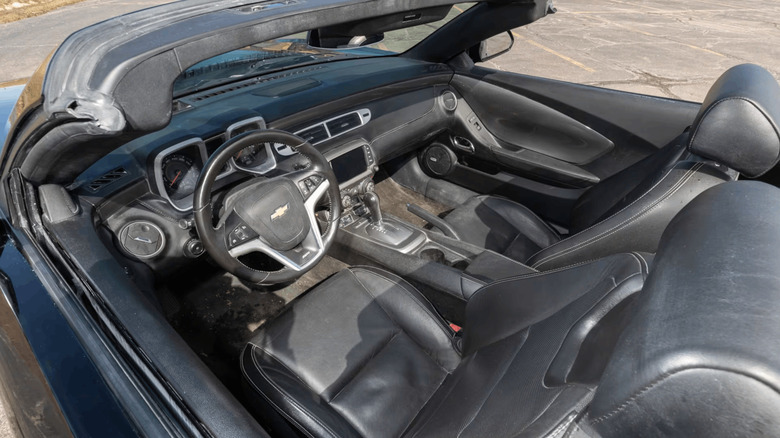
<box><xmin>170</xmin><ymin>170</ymin><xmax>182</xmax><ymax>187</ymax></box>
<box><xmin>236</xmin><ymin>150</ymin><xmax>244</xmax><ymax>158</ymax></box>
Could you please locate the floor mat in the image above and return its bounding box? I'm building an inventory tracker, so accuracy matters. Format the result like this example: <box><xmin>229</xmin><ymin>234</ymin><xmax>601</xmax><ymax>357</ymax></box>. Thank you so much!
<box><xmin>373</xmin><ymin>174</ymin><xmax>452</xmax><ymax>228</ymax></box>
<box><xmin>163</xmin><ymin>255</ymin><xmax>348</xmax><ymax>394</ymax></box>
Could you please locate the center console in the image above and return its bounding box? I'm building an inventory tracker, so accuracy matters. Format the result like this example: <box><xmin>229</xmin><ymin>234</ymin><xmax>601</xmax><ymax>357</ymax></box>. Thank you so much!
<box><xmin>327</xmin><ymin>141</ymin><xmax>446</xmax><ymax>256</ymax></box>
<box><xmin>327</xmin><ymin>140</ymin><xmax>533</xmax><ymax>316</ymax></box>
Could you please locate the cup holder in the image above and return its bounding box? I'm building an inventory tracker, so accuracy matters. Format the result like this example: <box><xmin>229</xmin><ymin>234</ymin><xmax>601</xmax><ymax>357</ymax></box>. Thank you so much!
<box><xmin>419</xmin><ymin>247</ymin><xmax>469</xmax><ymax>270</ymax></box>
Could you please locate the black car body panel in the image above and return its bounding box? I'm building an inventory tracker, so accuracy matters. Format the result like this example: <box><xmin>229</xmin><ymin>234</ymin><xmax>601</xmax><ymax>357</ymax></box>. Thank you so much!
<box><xmin>0</xmin><ymin>220</ymin><xmax>135</xmax><ymax>437</ymax></box>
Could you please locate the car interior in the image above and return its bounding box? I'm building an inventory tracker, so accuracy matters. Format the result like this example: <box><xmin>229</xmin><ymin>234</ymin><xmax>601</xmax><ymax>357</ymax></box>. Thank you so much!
<box><xmin>15</xmin><ymin>2</ymin><xmax>780</xmax><ymax>437</ymax></box>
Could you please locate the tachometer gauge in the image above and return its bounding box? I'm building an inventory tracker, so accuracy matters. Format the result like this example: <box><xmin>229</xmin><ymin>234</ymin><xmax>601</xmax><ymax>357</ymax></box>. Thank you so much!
<box><xmin>162</xmin><ymin>154</ymin><xmax>199</xmax><ymax>200</ymax></box>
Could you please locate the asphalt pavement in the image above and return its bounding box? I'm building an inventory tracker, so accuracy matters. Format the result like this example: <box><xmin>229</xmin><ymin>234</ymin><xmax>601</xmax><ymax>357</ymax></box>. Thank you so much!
<box><xmin>1</xmin><ymin>0</ymin><xmax>780</xmax><ymax>436</ymax></box>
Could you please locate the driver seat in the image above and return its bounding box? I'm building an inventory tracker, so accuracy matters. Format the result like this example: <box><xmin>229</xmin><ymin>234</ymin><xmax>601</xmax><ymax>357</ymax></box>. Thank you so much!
<box><xmin>242</xmin><ymin>256</ymin><xmax>648</xmax><ymax>438</ymax></box>
<box><xmin>242</xmin><ymin>181</ymin><xmax>780</xmax><ymax>437</ymax></box>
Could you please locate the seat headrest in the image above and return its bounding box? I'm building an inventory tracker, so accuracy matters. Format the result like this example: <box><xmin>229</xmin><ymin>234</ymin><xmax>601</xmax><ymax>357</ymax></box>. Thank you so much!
<box><xmin>688</xmin><ymin>64</ymin><xmax>780</xmax><ymax>177</ymax></box>
<box><xmin>590</xmin><ymin>181</ymin><xmax>780</xmax><ymax>437</ymax></box>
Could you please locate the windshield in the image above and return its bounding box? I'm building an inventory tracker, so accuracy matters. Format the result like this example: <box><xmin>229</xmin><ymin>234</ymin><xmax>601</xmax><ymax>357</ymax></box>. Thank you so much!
<box><xmin>173</xmin><ymin>3</ymin><xmax>474</xmax><ymax>96</ymax></box>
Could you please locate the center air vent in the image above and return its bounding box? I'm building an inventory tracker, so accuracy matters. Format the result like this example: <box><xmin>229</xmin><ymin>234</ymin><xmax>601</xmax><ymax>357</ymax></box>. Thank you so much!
<box><xmin>326</xmin><ymin>113</ymin><xmax>362</xmax><ymax>136</ymax></box>
<box><xmin>298</xmin><ymin>125</ymin><xmax>329</xmax><ymax>144</ymax></box>
<box><xmin>295</xmin><ymin>109</ymin><xmax>371</xmax><ymax>145</ymax></box>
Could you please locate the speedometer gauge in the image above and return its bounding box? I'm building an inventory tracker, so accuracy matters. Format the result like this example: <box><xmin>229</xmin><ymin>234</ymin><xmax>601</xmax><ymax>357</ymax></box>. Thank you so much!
<box><xmin>162</xmin><ymin>154</ymin><xmax>199</xmax><ymax>200</ymax></box>
<box><xmin>233</xmin><ymin>144</ymin><xmax>266</xmax><ymax>168</ymax></box>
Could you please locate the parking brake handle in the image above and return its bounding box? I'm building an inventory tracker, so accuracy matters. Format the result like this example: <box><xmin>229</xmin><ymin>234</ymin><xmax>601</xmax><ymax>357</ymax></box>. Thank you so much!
<box><xmin>406</xmin><ymin>204</ymin><xmax>460</xmax><ymax>239</ymax></box>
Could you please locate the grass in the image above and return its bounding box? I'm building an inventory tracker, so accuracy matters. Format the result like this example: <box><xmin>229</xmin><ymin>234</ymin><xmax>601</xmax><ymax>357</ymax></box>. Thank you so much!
<box><xmin>0</xmin><ymin>0</ymin><xmax>84</xmax><ymax>24</ymax></box>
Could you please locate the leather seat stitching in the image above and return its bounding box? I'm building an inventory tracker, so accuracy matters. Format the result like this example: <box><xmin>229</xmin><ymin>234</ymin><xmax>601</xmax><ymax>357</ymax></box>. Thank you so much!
<box><xmin>591</xmin><ymin>367</ymin><xmax>780</xmax><ymax>425</ymax></box>
<box><xmin>457</xmin><ymin>334</ymin><xmax>529</xmax><ymax>437</ymax></box>
<box><xmin>688</xmin><ymin>96</ymin><xmax>780</xmax><ymax>149</ymax></box>
<box><xmin>397</xmin><ymin>368</ymin><xmax>451</xmax><ymax>437</ymax></box>
<box><xmin>248</xmin><ymin>346</ymin><xmax>344</xmax><ymax>438</ymax></box>
<box><xmin>477</xmin><ymin>194</ymin><xmax>562</xmax><ymax>239</ymax></box>
<box><xmin>348</xmin><ymin>269</ymin><xmax>453</xmax><ymax>372</ymax></box>
<box><xmin>404</xmin><ymin>362</ymin><xmax>469</xmax><ymax>437</ymax></box>
<box><xmin>328</xmin><ymin>330</ymin><xmax>402</xmax><ymax>404</ymax></box>
<box><xmin>239</xmin><ymin>347</ymin><xmax>321</xmax><ymax>438</ymax></box>
<box><xmin>531</xmin><ymin>163</ymin><xmax>703</xmax><ymax>269</ymax></box>
<box><xmin>351</xmin><ymin>267</ymin><xmax>455</xmax><ymax>341</ymax></box>
<box><xmin>590</xmin><ymin>371</ymin><xmax>675</xmax><ymax>425</ymax></box>
<box><xmin>471</xmin><ymin>258</ymin><xmax>602</xmax><ymax>294</ymax></box>
<box><xmin>529</xmin><ymin>161</ymin><xmax>698</xmax><ymax>266</ymax></box>
<box><xmin>525</xmin><ymin>158</ymin><xmax>693</xmax><ymax>263</ymax></box>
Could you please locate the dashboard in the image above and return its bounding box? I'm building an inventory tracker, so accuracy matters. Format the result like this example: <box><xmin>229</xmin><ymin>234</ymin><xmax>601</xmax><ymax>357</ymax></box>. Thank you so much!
<box><xmin>76</xmin><ymin>57</ymin><xmax>459</xmax><ymax>273</ymax></box>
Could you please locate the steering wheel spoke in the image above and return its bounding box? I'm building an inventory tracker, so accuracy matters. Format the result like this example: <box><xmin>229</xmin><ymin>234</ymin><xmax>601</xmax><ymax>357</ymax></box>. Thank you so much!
<box><xmin>289</xmin><ymin>168</ymin><xmax>329</xmax><ymax>202</ymax></box>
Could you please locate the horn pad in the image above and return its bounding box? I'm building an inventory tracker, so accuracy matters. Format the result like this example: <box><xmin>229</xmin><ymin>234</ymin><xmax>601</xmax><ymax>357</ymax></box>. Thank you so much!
<box><xmin>234</xmin><ymin>180</ymin><xmax>309</xmax><ymax>251</ymax></box>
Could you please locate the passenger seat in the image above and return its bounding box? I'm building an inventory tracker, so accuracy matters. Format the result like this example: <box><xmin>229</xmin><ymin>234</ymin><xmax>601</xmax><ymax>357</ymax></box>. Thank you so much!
<box><xmin>444</xmin><ymin>63</ymin><xmax>780</xmax><ymax>270</ymax></box>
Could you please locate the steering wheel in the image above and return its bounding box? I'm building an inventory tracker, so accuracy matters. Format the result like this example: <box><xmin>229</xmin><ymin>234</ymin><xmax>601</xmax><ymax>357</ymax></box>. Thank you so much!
<box><xmin>193</xmin><ymin>130</ymin><xmax>341</xmax><ymax>285</ymax></box>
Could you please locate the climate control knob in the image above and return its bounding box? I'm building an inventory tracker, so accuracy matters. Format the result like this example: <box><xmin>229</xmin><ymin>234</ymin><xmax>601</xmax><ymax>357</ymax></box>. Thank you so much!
<box><xmin>341</xmin><ymin>194</ymin><xmax>353</xmax><ymax>208</ymax></box>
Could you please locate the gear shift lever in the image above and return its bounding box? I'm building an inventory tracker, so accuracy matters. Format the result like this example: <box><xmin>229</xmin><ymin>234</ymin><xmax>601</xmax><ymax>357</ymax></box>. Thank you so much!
<box><xmin>362</xmin><ymin>191</ymin><xmax>383</xmax><ymax>225</ymax></box>
<box><xmin>360</xmin><ymin>191</ymin><xmax>414</xmax><ymax>246</ymax></box>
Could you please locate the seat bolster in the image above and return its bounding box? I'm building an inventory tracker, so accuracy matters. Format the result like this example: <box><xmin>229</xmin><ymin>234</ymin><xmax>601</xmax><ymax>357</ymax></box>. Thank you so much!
<box><xmin>241</xmin><ymin>345</ymin><xmax>361</xmax><ymax>438</ymax></box>
<box><xmin>445</xmin><ymin>195</ymin><xmax>560</xmax><ymax>260</ymax></box>
<box><xmin>463</xmin><ymin>253</ymin><xmax>647</xmax><ymax>356</ymax></box>
<box><xmin>590</xmin><ymin>182</ymin><xmax>780</xmax><ymax>437</ymax></box>
<box><xmin>526</xmin><ymin>161</ymin><xmax>731</xmax><ymax>270</ymax></box>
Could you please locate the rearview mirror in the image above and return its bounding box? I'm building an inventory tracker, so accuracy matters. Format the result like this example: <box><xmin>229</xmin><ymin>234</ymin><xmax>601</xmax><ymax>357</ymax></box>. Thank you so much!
<box><xmin>308</xmin><ymin>29</ymin><xmax>385</xmax><ymax>49</ymax></box>
<box><xmin>469</xmin><ymin>31</ymin><xmax>515</xmax><ymax>62</ymax></box>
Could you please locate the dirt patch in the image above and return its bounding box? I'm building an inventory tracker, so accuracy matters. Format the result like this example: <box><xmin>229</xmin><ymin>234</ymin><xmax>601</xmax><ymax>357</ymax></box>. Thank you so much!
<box><xmin>0</xmin><ymin>0</ymin><xmax>84</xmax><ymax>24</ymax></box>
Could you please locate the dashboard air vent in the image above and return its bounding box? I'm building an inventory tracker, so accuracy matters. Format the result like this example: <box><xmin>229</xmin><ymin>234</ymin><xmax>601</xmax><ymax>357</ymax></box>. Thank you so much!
<box><xmin>87</xmin><ymin>167</ymin><xmax>127</xmax><ymax>192</ymax></box>
<box><xmin>294</xmin><ymin>108</ymin><xmax>371</xmax><ymax>145</ymax></box>
<box><xmin>326</xmin><ymin>112</ymin><xmax>362</xmax><ymax>137</ymax></box>
<box><xmin>297</xmin><ymin>125</ymin><xmax>329</xmax><ymax>144</ymax></box>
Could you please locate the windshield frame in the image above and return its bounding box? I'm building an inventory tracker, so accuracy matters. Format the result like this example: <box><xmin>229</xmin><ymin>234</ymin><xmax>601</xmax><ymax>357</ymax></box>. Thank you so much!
<box><xmin>172</xmin><ymin>3</ymin><xmax>475</xmax><ymax>98</ymax></box>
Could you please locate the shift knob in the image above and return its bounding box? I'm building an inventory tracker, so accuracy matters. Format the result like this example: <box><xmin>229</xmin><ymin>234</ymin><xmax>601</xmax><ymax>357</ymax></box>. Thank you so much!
<box><xmin>362</xmin><ymin>191</ymin><xmax>383</xmax><ymax>225</ymax></box>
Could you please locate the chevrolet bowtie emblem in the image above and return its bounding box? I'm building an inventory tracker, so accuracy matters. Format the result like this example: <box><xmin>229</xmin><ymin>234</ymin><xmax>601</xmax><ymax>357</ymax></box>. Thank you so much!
<box><xmin>271</xmin><ymin>203</ymin><xmax>289</xmax><ymax>221</ymax></box>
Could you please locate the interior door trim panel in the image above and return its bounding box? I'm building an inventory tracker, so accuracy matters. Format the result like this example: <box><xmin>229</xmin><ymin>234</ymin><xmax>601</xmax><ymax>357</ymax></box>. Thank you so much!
<box><xmin>451</xmin><ymin>76</ymin><xmax>615</xmax><ymax>165</ymax></box>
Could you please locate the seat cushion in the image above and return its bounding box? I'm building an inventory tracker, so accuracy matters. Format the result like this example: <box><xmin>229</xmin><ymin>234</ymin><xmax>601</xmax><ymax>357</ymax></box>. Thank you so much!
<box><xmin>444</xmin><ymin>195</ymin><xmax>560</xmax><ymax>262</ymax></box>
<box><xmin>241</xmin><ymin>266</ymin><xmax>460</xmax><ymax>438</ymax></box>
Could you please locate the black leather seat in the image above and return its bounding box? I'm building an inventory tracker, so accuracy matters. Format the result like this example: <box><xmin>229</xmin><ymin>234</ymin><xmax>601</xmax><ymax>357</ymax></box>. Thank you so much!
<box><xmin>444</xmin><ymin>63</ymin><xmax>780</xmax><ymax>270</ymax></box>
<box><xmin>243</xmin><ymin>181</ymin><xmax>780</xmax><ymax>437</ymax></box>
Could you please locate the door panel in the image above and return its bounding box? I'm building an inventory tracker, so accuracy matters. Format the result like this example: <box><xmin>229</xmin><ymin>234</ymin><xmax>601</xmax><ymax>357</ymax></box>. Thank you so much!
<box><xmin>442</xmin><ymin>67</ymin><xmax>701</xmax><ymax>225</ymax></box>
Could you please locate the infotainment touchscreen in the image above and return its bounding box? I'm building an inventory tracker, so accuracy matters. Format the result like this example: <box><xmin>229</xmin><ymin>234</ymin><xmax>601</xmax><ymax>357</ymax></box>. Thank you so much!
<box><xmin>330</xmin><ymin>146</ymin><xmax>368</xmax><ymax>184</ymax></box>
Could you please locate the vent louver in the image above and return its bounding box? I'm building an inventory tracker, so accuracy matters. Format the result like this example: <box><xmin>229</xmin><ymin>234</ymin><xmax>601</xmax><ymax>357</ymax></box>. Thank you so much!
<box><xmin>87</xmin><ymin>168</ymin><xmax>127</xmax><ymax>192</ymax></box>
<box><xmin>326</xmin><ymin>113</ymin><xmax>361</xmax><ymax>136</ymax></box>
<box><xmin>294</xmin><ymin>108</ymin><xmax>371</xmax><ymax>145</ymax></box>
<box><xmin>297</xmin><ymin>125</ymin><xmax>329</xmax><ymax>144</ymax></box>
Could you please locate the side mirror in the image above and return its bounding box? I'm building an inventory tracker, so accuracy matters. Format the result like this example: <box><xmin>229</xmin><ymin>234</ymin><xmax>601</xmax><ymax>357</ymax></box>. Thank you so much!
<box><xmin>469</xmin><ymin>31</ymin><xmax>515</xmax><ymax>63</ymax></box>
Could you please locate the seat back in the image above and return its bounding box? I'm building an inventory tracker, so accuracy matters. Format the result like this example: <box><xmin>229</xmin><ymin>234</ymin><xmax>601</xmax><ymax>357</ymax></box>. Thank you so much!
<box><xmin>589</xmin><ymin>181</ymin><xmax>780</xmax><ymax>437</ymax></box>
<box><xmin>527</xmin><ymin>64</ymin><xmax>780</xmax><ymax>270</ymax></box>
